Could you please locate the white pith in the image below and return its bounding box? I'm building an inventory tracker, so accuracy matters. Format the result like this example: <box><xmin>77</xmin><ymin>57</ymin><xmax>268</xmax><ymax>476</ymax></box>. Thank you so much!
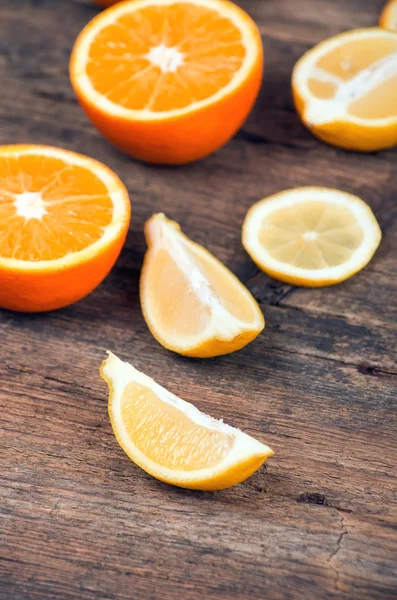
<box><xmin>143</xmin><ymin>214</ymin><xmax>264</xmax><ymax>348</ymax></box>
<box><xmin>293</xmin><ymin>28</ymin><xmax>397</xmax><ymax>127</ymax></box>
<box><xmin>302</xmin><ymin>231</ymin><xmax>318</xmax><ymax>241</ymax></box>
<box><xmin>145</xmin><ymin>44</ymin><xmax>185</xmax><ymax>73</ymax></box>
<box><xmin>72</xmin><ymin>0</ymin><xmax>261</xmax><ymax>121</ymax></box>
<box><xmin>0</xmin><ymin>146</ymin><xmax>130</xmax><ymax>272</ymax></box>
<box><xmin>103</xmin><ymin>351</ymin><xmax>272</xmax><ymax>485</ymax></box>
<box><xmin>243</xmin><ymin>187</ymin><xmax>382</xmax><ymax>283</ymax></box>
<box><xmin>15</xmin><ymin>191</ymin><xmax>47</xmax><ymax>221</ymax></box>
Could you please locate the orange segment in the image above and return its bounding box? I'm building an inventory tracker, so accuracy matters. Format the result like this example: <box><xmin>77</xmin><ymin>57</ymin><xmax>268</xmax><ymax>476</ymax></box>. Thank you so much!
<box><xmin>87</xmin><ymin>3</ymin><xmax>245</xmax><ymax>111</ymax></box>
<box><xmin>101</xmin><ymin>352</ymin><xmax>274</xmax><ymax>490</ymax></box>
<box><xmin>292</xmin><ymin>28</ymin><xmax>397</xmax><ymax>151</ymax></box>
<box><xmin>0</xmin><ymin>145</ymin><xmax>131</xmax><ymax>312</ymax></box>
<box><xmin>380</xmin><ymin>0</ymin><xmax>397</xmax><ymax>30</ymax></box>
<box><xmin>0</xmin><ymin>154</ymin><xmax>113</xmax><ymax>261</ymax></box>
<box><xmin>70</xmin><ymin>0</ymin><xmax>263</xmax><ymax>164</ymax></box>
<box><xmin>140</xmin><ymin>214</ymin><xmax>264</xmax><ymax>358</ymax></box>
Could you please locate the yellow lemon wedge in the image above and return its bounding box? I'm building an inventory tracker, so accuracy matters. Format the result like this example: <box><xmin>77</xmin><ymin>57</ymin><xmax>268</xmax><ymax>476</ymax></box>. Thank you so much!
<box><xmin>140</xmin><ymin>214</ymin><xmax>264</xmax><ymax>358</ymax></box>
<box><xmin>100</xmin><ymin>352</ymin><xmax>274</xmax><ymax>490</ymax></box>
<box><xmin>380</xmin><ymin>0</ymin><xmax>397</xmax><ymax>30</ymax></box>
<box><xmin>292</xmin><ymin>28</ymin><xmax>397</xmax><ymax>151</ymax></box>
<box><xmin>242</xmin><ymin>187</ymin><xmax>382</xmax><ymax>287</ymax></box>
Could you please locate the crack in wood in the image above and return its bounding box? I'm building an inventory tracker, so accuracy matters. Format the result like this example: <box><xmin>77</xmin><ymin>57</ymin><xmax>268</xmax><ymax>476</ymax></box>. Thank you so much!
<box><xmin>4</xmin><ymin>362</ymin><xmax>99</xmax><ymax>393</ymax></box>
<box><xmin>264</xmin><ymin>345</ymin><xmax>397</xmax><ymax>378</ymax></box>
<box><xmin>236</xmin><ymin>129</ymin><xmax>306</xmax><ymax>151</ymax></box>
<box><xmin>327</xmin><ymin>513</ymin><xmax>348</xmax><ymax>591</ymax></box>
<box><xmin>35</xmin><ymin>90</ymin><xmax>77</xmax><ymax>105</ymax></box>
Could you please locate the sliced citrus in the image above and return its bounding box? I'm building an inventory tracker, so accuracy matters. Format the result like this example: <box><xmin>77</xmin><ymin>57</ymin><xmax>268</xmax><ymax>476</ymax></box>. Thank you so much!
<box><xmin>242</xmin><ymin>187</ymin><xmax>382</xmax><ymax>288</ymax></box>
<box><xmin>140</xmin><ymin>214</ymin><xmax>264</xmax><ymax>358</ymax></box>
<box><xmin>292</xmin><ymin>28</ymin><xmax>397</xmax><ymax>151</ymax></box>
<box><xmin>0</xmin><ymin>145</ymin><xmax>131</xmax><ymax>312</ymax></box>
<box><xmin>380</xmin><ymin>0</ymin><xmax>397</xmax><ymax>30</ymax></box>
<box><xmin>101</xmin><ymin>351</ymin><xmax>273</xmax><ymax>490</ymax></box>
<box><xmin>70</xmin><ymin>0</ymin><xmax>263</xmax><ymax>164</ymax></box>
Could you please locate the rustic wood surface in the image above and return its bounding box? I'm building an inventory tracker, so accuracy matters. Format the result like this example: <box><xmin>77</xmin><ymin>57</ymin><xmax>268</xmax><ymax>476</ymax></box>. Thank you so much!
<box><xmin>1</xmin><ymin>0</ymin><xmax>396</xmax><ymax>598</ymax></box>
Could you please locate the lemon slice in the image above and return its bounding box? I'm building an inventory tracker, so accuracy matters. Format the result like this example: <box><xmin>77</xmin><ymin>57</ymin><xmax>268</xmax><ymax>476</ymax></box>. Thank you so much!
<box><xmin>242</xmin><ymin>187</ymin><xmax>382</xmax><ymax>287</ymax></box>
<box><xmin>100</xmin><ymin>352</ymin><xmax>274</xmax><ymax>490</ymax></box>
<box><xmin>292</xmin><ymin>28</ymin><xmax>397</xmax><ymax>151</ymax></box>
<box><xmin>380</xmin><ymin>0</ymin><xmax>397</xmax><ymax>30</ymax></box>
<box><xmin>140</xmin><ymin>214</ymin><xmax>264</xmax><ymax>358</ymax></box>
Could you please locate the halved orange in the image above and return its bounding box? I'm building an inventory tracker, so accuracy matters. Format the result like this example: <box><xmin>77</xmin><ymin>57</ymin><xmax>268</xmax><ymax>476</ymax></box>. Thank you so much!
<box><xmin>101</xmin><ymin>351</ymin><xmax>274</xmax><ymax>490</ymax></box>
<box><xmin>292</xmin><ymin>28</ymin><xmax>397</xmax><ymax>151</ymax></box>
<box><xmin>0</xmin><ymin>145</ymin><xmax>131</xmax><ymax>312</ymax></box>
<box><xmin>380</xmin><ymin>0</ymin><xmax>397</xmax><ymax>30</ymax></box>
<box><xmin>140</xmin><ymin>214</ymin><xmax>264</xmax><ymax>357</ymax></box>
<box><xmin>70</xmin><ymin>0</ymin><xmax>263</xmax><ymax>164</ymax></box>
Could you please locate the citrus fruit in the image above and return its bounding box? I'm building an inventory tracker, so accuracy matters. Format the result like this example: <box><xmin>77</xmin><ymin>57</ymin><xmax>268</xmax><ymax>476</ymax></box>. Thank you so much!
<box><xmin>242</xmin><ymin>187</ymin><xmax>382</xmax><ymax>288</ymax></box>
<box><xmin>70</xmin><ymin>0</ymin><xmax>263</xmax><ymax>165</ymax></box>
<box><xmin>100</xmin><ymin>351</ymin><xmax>274</xmax><ymax>490</ymax></box>
<box><xmin>292</xmin><ymin>28</ymin><xmax>397</xmax><ymax>151</ymax></box>
<box><xmin>380</xmin><ymin>0</ymin><xmax>397</xmax><ymax>30</ymax></box>
<box><xmin>0</xmin><ymin>145</ymin><xmax>131</xmax><ymax>312</ymax></box>
<box><xmin>140</xmin><ymin>214</ymin><xmax>264</xmax><ymax>357</ymax></box>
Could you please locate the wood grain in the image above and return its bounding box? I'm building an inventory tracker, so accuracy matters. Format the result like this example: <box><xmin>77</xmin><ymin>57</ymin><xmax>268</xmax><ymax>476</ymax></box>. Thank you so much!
<box><xmin>1</xmin><ymin>1</ymin><xmax>396</xmax><ymax>599</ymax></box>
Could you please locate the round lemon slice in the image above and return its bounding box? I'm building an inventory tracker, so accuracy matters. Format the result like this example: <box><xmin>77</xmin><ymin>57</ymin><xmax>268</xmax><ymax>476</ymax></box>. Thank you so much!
<box><xmin>100</xmin><ymin>352</ymin><xmax>274</xmax><ymax>490</ymax></box>
<box><xmin>242</xmin><ymin>187</ymin><xmax>382</xmax><ymax>287</ymax></box>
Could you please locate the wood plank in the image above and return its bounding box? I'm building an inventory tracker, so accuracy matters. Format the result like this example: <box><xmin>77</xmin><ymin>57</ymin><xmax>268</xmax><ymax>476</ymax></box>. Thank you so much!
<box><xmin>1</xmin><ymin>0</ymin><xmax>396</xmax><ymax>599</ymax></box>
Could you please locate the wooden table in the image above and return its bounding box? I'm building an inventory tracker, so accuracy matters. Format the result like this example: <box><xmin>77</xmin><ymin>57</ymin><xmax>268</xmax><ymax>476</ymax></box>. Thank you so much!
<box><xmin>1</xmin><ymin>0</ymin><xmax>396</xmax><ymax>598</ymax></box>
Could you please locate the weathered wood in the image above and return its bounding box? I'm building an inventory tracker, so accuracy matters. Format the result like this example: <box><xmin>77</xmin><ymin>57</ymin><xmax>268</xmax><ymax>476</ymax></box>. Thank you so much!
<box><xmin>1</xmin><ymin>0</ymin><xmax>396</xmax><ymax>599</ymax></box>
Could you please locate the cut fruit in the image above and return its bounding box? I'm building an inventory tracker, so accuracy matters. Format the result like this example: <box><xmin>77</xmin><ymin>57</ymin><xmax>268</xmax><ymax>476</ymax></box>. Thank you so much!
<box><xmin>70</xmin><ymin>0</ymin><xmax>263</xmax><ymax>164</ymax></box>
<box><xmin>380</xmin><ymin>0</ymin><xmax>397</xmax><ymax>30</ymax></box>
<box><xmin>140</xmin><ymin>213</ymin><xmax>264</xmax><ymax>357</ymax></box>
<box><xmin>0</xmin><ymin>144</ymin><xmax>131</xmax><ymax>312</ymax></box>
<box><xmin>292</xmin><ymin>28</ymin><xmax>397</xmax><ymax>151</ymax></box>
<box><xmin>101</xmin><ymin>351</ymin><xmax>273</xmax><ymax>490</ymax></box>
<box><xmin>242</xmin><ymin>187</ymin><xmax>382</xmax><ymax>287</ymax></box>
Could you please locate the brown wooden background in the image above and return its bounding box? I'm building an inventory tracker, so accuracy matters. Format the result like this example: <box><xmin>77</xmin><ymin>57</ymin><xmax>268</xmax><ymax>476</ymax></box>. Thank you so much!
<box><xmin>1</xmin><ymin>0</ymin><xmax>396</xmax><ymax>598</ymax></box>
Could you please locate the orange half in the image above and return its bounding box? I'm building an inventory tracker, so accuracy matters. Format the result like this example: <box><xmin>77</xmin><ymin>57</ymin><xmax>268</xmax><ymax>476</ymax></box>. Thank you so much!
<box><xmin>0</xmin><ymin>145</ymin><xmax>131</xmax><ymax>312</ymax></box>
<box><xmin>70</xmin><ymin>0</ymin><xmax>263</xmax><ymax>164</ymax></box>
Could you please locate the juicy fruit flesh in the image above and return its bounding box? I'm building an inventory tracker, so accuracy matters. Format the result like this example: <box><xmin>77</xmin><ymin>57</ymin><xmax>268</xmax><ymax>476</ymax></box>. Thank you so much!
<box><xmin>87</xmin><ymin>3</ymin><xmax>245</xmax><ymax>111</ymax></box>
<box><xmin>0</xmin><ymin>154</ymin><xmax>113</xmax><ymax>261</ymax></box>
<box><xmin>145</xmin><ymin>231</ymin><xmax>257</xmax><ymax>341</ymax></box>
<box><xmin>146</xmin><ymin>247</ymin><xmax>212</xmax><ymax>337</ymax></box>
<box><xmin>307</xmin><ymin>35</ymin><xmax>397</xmax><ymax>119</ymax></box>
<box><xmin>259</xmin><ymin>201</ymin><xmax>364</xmax><ymax>269</ymax></box>
<box><xmin>121</xmin><ymin>381</ymin><xmax>234</xmax><ymax>470</ymax></box>
<box><xmin>189</xmin><ymin>245</ymin><xmax>257</xmax><ymax>322</ymax></box>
